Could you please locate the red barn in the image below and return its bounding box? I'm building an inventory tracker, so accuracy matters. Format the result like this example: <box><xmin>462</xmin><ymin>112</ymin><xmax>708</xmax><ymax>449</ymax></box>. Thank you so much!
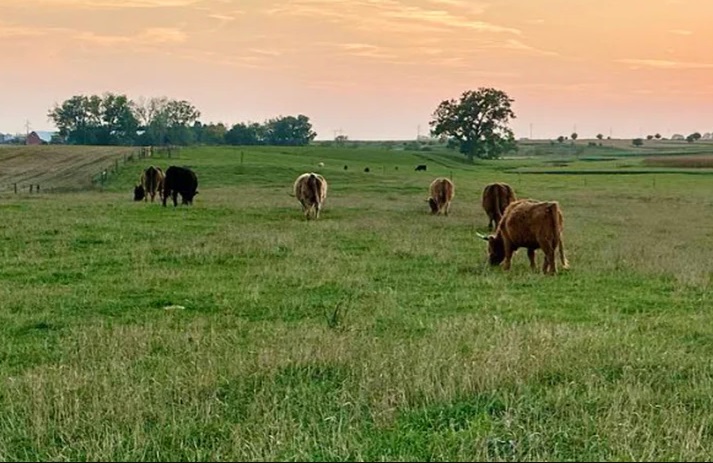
<box><xmin>26</xmin><ymin>131</ymin><xmax>54</xmax><ymax>145</ymax></box>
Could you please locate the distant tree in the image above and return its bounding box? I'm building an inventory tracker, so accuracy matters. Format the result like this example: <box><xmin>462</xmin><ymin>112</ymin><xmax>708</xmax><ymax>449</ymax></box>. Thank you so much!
<box><xmin>133</xmin><ymin>97</ymin><xmax>200</xmax><ymax>145</ymax></box>
<box><xmin>48</xmin><ymin>93</ymin><xmax>138</xmax><ymax>145</ymax></box>
<box><xmin>197</xmin><ymin>122</ymin><xmax>227</xmax><ymax>145</ymax></box>
<box><xmin>632</xmin><ymin>138</ymin><xmax>644</xmax><ymax>146</ymax></box>
<box><xmin>429</xmin><ymin>87</ymin><xmax>516</xmax><ymax>160</ymax></box>
<box><xmin>335</xmin><ymin>134</ymin><xmax>349</xmax><ymax>146</ymax></box>
<box><xmin>687</xmin><ymin>132</ymin><xmax>702</xmax><ymax>143</ymax></box>
<box><xmin>557</xmin><ymin>135</ymin><xmax>565</xmax><ymax>143</ymax></box>
<box><xmin>646</xmin><ymin>135</ymin><xmax>654</xmax><ymax>140</ymax></box>
<box><xmin>655</xmin><ymin>133</ymin><xmax>661</xmax><ymax>139</ymax></box>
<box><xmin>225</xmin><ymin>122</ymin><xmax>264</xmax><ymax>145</ymax></box>
<box><xmin>571</xmin><ymin>132</ymin><xmax>578</xmax><ymax>141</ymax></box>
<box><xmin>596</xmin><ymin>133</ymin><xmax>604</xmax><ymax>140</ymax></box>
<box><xmin>263</xmin><ymin>115</ymin><xmax>316</xmax><ymax>146</ymax></box>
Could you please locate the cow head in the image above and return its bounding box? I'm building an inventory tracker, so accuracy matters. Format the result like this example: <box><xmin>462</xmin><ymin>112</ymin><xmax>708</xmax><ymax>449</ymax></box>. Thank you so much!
<box><xmin>427</xmin><ymin>197</ymin><xmax>438</xmax><ymax>214</ymax></box>
<box><xmin>477</xmin><ymin>232</ymin><xmax>505</xmax><ymax>265</ymax></box>
<box><xmin>133</xmin><ymin>184</ymin><xmax>145</xmax><ymax>201</ymax></box>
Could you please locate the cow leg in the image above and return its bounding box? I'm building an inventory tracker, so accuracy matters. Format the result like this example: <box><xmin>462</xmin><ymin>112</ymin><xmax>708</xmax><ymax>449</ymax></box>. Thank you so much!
<box><xmin>528</xmin><ymin>249</ymin><xmax>537</xmax><ymax>270</ymax></box>
<box><xmin>172</xmin><ymin>191</ymin><xmax>178</xmax><ymax>207</ymax></box>
<box><xmin>541</xmin><ymin>246</ymin><xmax>556</xmax><ymax>275</ymax></box>
<box><xmin>445</xmin><ymin>201</ymin><xmax>451</xmax><ymax>216</ymax></box>
<box><xmin>502</xmin><ymin>241</ymin><xmax>514</xmax><ymax>271</ymax></box>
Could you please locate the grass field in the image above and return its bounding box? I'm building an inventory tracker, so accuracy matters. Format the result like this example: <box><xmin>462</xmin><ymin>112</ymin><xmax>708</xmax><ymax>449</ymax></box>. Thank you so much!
<box><xmin>1</xmin><ymin>144</ymin><xmax>713</xmax><ymax>460</ymax></box>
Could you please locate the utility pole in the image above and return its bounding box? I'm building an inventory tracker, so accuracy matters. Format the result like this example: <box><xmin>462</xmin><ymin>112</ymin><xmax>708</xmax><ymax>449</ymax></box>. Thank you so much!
<box><xmin>529</xmin><ymin>123</ymin><xmax>533</xmax><ymax>139</ymax></box>
<box><xmin>417</xmin><ymin>124</ymin><xmax>421</xmax><ymax>140</ymax></box>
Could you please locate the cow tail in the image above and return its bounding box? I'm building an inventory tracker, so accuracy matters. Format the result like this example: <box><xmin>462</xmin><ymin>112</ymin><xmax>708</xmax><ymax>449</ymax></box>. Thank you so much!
<box><xmin>549</xmin><ymin>202</ymin><xmax>569</xmax><ymax>269</ymax></box>
<box><xmin>442</xmin><ymin>180</ymin><xmax>452</xmax><ymax>207</ymax></box>
<box><xmin>494</xmin><ymin>186</ymin><xmax>502</xmax><ymax>222</ymax></box>
<box><xmin>308</xmin><ymin>174</ymin><xmax>320</xmax><ymax>211</ymax></box>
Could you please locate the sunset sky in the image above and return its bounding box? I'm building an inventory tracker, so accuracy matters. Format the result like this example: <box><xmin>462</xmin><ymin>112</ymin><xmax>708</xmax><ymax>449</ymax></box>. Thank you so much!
<box><xmin>2</xmin><ymin>0</ymin><xmax>713</xmax><ymax>140</ymax></box>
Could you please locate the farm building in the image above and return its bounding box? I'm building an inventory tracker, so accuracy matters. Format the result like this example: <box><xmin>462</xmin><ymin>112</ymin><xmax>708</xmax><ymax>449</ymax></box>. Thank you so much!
<box><xmin>26</xmin><ymin>131</ymin><xmax>57</xmax><ymax>145</ymax></box>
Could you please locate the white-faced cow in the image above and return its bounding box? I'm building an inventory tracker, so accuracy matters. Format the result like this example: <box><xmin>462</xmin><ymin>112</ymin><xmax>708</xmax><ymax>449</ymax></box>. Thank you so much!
<box><xmin>478</xmin><ymin>199</ymin><xmax>569</xmax><ymax>275</ymax></box>
<box><xmin>293</xmin><ymin>172</ymin><xmax>328</xmax><ymax>219</ymax></box>
<box><xmin>481</xmin><ymin>182</ymin><xmax>516</xmax><ymax>230</ymax></box>
<box><xmin>426</xmin><ymin>177</ymin><xmax>455</xmax><ymax>215</ymax></box>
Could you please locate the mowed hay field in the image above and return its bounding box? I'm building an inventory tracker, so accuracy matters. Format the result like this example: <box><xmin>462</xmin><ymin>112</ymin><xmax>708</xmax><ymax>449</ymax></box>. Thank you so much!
<box><xmin>0</xmin><ymin>145</ymin><xmax>137</xmax><ymax>193</ymax></box>
<box><xmin>1</xmin><ymin>145</ymin><xmax>713</xmax><ymax>461</ymax></box>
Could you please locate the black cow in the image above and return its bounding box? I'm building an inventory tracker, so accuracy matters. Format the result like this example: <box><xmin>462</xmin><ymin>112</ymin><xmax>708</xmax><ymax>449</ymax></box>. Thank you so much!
<box><xmin>364</xmin><ymin>167</ymin><xmax>370</xmax><ymax>173</ymax></box>
<box><xmin>163</xmin><ymin>166</ymin><xmax>198</xmax><ymax>207</ymax></box>
<box><xmin>344</xmin><ymin>165</ymin><xmax>348</xmax><ymax>170</ymax></box>
<box><xmin>415</xmin><ymin>164</ymin><xmax>427</xmax><ymax>171</ymax></box>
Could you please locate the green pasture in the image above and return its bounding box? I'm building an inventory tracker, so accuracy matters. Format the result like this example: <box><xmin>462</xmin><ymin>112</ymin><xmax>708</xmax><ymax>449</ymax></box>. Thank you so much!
<box><xmin>0</xmin><ymin>145</ymin><xmax>712</xmax><ymax>461</ymax></box>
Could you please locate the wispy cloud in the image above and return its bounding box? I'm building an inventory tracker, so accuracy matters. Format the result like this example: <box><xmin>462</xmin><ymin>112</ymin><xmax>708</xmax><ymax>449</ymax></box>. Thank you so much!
<box><xmin>617</xmin><ymin>58</ymin><xmax>713</xmax><ymax>69</ymax></box>
<box><xmin>138</xmin><ymin>27</ymin><xmax>186</xmax><ymax>43</ymax></box>
<box><xmin>668</xmin><ymin>29</ymin><xmax>693</xmax><ymax>35</ymax></box>
<box><xmin>37</xmin><ymin>0</ymin><xmax>199</xmax><ymax>7</ymax></box>
<box><xmin>485</xmin><ymin>38</ymin><xmax>558</xmax><ymax>56</ymax></box>
<box><xmin>0</xmin><ymin>23</ymin><xmax>52</xmax><ymax>38</ymax></box>
<box><xmin>266</xmin><ymin>0</ymin><xmax>518</xmax><ymax>35</ymax></box>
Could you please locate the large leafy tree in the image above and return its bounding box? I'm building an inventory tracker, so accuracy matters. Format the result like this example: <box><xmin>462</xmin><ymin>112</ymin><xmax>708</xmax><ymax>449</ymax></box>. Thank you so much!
<box><xmin>263</xmin><ymin>115</ymin><xmax>317</xmax><ymax>146</ymax></box>
<box><xmin>48</xmin><ymin>93</ymin><xmax>138</xmax><ymax>145</ymax></box>
<box><xmin>225</xmin><ymin>122</ymin><xmax>264</xmax><ymax>145</ymax></box>
<box><xmin>429</xmin><ymin>88</ymin><xmax>516</xmax><ymax>160</ymax></box>
<box><xmin>134</xmin><ymin>97</ymin><xmax>200</xmax><ymax>145</ymax></box>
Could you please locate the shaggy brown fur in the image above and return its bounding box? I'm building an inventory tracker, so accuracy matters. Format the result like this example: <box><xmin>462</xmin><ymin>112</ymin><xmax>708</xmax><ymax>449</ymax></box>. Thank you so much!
<box><xmin>137</xmin><ymin>165</ymin><xmax>165</xmax><ymax>203</ymax></box>
<box><xmin>294</xmin><ymin>173</ymin><xmax>328</xmax><ymax>219</ymax></box>
<box><xmin>482</xmin><ymin>199</ymin><xmax>569</xmax><ymax>275</ymax></box>
<box><xmin>427</xmin><ymin>177</ymin><xmax>454</xmax><ymax>215</ymax></box>
<box><xmin>481</xmin><ymin>182</ymin><xmax>516</xmax><ymax>230</ymax></box>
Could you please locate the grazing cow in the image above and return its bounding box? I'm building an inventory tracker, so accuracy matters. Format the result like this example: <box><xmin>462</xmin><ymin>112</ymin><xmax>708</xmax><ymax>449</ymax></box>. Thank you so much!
<box><xmin>318</xmin><ymin>162</ymin><xmax>325</xmax><ymax>168</ymax></box>
<box><xmin>415</xmin><ymin>164</ymin><xmax>427</xmax><ymax>171</ymax></box>
<box><xmin>477</xmin><ymin>199</ymin><xmax>569</xmax><ymax>275</ymax></box>
<box><xmin>364</xmin><ymin>167</ymin><xmax>370</xmax><ymax>173</ymax></box>
<box><xmin>426</xmin><ymin>177</ymin><xmax>454</xmax><ymax>215</ymax></box>
<box><xmin>481</xmin><ymin>182</ymin><xmax>516</xmax><ymax>230</ymax></box>
<box><xmin>343</xmin><ymin>165</ymin><xmax>348</xmax><ymax>170</ymax></box>
<box><xmin>162</xmin><ymin>166</ymin><xmax>198</xmax><ymax>207</ymax></box>
<box><xmin>135</xmin><ymin>165</ymin><xmax>165</xmax><ymax>203</ymax></box>
<box><xmin>293</xmin><ymin>172</ymin><xmax>328</xmax><ymax>220</ymax></box>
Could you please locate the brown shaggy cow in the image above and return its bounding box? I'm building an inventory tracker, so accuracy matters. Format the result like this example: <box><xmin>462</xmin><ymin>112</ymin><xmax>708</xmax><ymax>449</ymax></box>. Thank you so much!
<box><xmin>478</xmin><ymin>199</ymin><xmax>569</xmax><ymax>275</ymax></box>
<box><xmin>427</xmin><ymin>177</ymin><xmax>454</xmax><ymax>215</ymax></box>
<box><xmin>135</xmin><ymin>165</ymin><xmax>164</xmax><ymax>203</ymax></box>
<box><xmin>294</xmin><ymin>172</ymin><xmax>328</xmax><ymax>219</ymax></box>
<box><xmin>481</xmin><ymin>182</ymin><xmax>516</xmax><ymax>230</ymax></box>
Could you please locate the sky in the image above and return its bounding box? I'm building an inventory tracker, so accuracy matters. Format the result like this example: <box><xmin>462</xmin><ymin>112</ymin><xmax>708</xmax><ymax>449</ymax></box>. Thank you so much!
<box><xmin>2</xmin><ymin>0</ymin><xmax>713</xmax><ymax>140</ymax></box>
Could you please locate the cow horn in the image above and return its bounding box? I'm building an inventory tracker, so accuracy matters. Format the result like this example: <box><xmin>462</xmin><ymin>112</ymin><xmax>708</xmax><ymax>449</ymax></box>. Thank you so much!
<box><xmin>475</xmin><ymin>232</ymin><xmax>489</xmax><ymax>241</ymax></box>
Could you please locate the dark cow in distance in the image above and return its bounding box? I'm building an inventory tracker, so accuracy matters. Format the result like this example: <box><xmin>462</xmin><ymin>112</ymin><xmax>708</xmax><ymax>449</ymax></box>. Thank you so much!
<box><xmin>163</xmin><ymin>166</ymin><xmax>198</xmax><ymax>207</ymax></box>
<box><xmin>426</xmin><ymin>177</ymin><xmax>454</xmax><ymax>215</ymax></box>
<box><xmin>415</xmin><ymin>164</ymin><xmax>427</xmax><ymax>171</ymax></box>
<box><xmin>478</xmin><ymin>199</ymin><xmax>569</xmax><ymax>275</ymax></box>
<box><xmin>481</xmin><ymin>182</ymin><xmax>516</xmax><ymax>230</ymax></box>
<box><xmin>364</xmin><ymin>167</ymin><xmax>370</xmax><ymax>173</ymax></box>
<box><xmin>134</xmin><ymin>165</ymin><xmax>164</xmax><ymax>203</ymax></box>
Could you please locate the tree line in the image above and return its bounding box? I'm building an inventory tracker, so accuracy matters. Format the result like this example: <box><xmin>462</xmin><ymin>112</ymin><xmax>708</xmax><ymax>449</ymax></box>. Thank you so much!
<box><xmin>47</xmin><ymin>88</ymin><xmax>517</xmax><ymax>159</ymax></box>
<box><xmin>47</xmin><ymin>93</ymin><xmax>317</xmax><ymax>147</ymax></box>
